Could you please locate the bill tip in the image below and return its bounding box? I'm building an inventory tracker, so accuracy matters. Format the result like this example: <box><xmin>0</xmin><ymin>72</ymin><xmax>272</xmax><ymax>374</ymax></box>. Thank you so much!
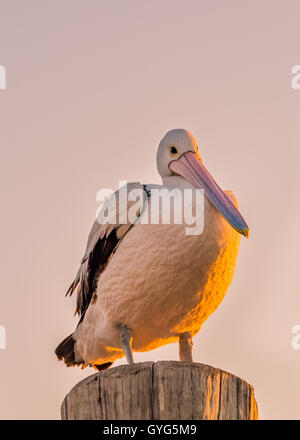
<box><xmin>243</xmin><ymin>228</ymin><xmax>249</xmax><ymax>238</ymax></box>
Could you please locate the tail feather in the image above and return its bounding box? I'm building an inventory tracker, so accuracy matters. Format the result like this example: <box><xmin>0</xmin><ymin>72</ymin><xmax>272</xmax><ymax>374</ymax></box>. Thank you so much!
<box><xmin>55</xmin><ymin>333</ymin><xmax>113</xmax><ymax>371</ymax></box>
<box><xmin>55</xmin><ymin>333</ymin><xmax>81</xmax><ymax>367</ymax></box>
<box><xmin>94</xmin><ymin>362</ymin><xmax>113</xmax><ymax>371</ymax></box>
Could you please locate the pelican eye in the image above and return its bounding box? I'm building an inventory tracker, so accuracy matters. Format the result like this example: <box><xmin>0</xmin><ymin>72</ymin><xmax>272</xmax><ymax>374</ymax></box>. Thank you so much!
<box><xmin>169</xmin><ymin>145</ymin><xmax>179</xmax><ymax>157</ymax></box>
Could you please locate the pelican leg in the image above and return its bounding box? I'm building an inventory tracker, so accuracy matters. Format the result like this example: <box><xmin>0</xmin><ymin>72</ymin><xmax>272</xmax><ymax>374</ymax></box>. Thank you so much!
<box><xmin>119</xmin><ymin>324</ymin><xmax>134</xmax><ymax>365</ymax></box>
<box><xmin>179</xmin><ymin>332</ymin><xmax>193</xmax><ymax>362</ymax></box>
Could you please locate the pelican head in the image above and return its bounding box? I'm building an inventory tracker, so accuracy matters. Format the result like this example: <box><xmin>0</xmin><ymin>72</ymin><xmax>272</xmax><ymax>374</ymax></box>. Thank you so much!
<box><xmin>156</xmin><ymin>128</ymin><xmax>249</xmax><ymax>237</ymax></box>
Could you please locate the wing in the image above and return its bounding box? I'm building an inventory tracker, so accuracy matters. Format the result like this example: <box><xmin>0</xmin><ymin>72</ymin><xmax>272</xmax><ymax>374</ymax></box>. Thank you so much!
<box><xmin>66</xmin><ymin>182</ymin><xmax>150</xmax><ymax>320</ymax></box>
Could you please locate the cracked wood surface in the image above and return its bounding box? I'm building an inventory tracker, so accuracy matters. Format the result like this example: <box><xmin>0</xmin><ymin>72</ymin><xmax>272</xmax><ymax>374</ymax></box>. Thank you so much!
<box><xmin>61</xmin><ymin>361</ymin><xmax>258</xmax><ymax>420</ymax></box>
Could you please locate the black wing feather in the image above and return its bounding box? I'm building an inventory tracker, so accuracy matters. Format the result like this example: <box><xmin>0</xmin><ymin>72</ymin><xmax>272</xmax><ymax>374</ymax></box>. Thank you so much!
<box><xmin>66</xmin><ymin>228</ymin><xmax>119</xmax><ymax>320</ymax></box>
<box><xmin>66</xmin><ymin>183</ymin><xmax>150</xmax><ymax>320</ymax></box>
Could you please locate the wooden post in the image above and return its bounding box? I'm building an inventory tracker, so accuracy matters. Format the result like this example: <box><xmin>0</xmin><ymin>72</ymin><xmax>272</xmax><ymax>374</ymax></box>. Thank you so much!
<box><xmin>61</xmin><ymin>361</ymin><xmax>258</xmax><ymax>420</ymax></box>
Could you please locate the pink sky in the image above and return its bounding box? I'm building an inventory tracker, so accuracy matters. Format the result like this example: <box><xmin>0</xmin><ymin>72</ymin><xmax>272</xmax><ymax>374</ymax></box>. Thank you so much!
<box><xmin>1</xmin><ymin>0</ymin><xmax>300</xmax><ymax>419</ymax></box>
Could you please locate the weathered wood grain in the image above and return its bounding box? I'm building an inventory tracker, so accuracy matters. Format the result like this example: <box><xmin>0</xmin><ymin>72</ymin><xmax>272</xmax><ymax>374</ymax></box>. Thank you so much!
<box><xmin>61</xmin><ymin>361</ymin><xmax>258</xmax><ymax>420</ymax></box>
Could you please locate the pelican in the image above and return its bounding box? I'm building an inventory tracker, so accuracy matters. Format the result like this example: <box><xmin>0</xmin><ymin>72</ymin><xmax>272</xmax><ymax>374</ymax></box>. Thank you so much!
<box><xmin>55</xmin><ymin>129</ymin><xmax>248</xmax><ymax>370</ymax></box>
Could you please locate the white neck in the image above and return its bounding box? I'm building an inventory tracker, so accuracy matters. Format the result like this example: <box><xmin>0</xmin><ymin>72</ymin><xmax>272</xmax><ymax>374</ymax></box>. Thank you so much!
<box><xmin>161</xmin><ymin>175</ymin><xmax>198</xmax><ymax>189</ymax></box>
